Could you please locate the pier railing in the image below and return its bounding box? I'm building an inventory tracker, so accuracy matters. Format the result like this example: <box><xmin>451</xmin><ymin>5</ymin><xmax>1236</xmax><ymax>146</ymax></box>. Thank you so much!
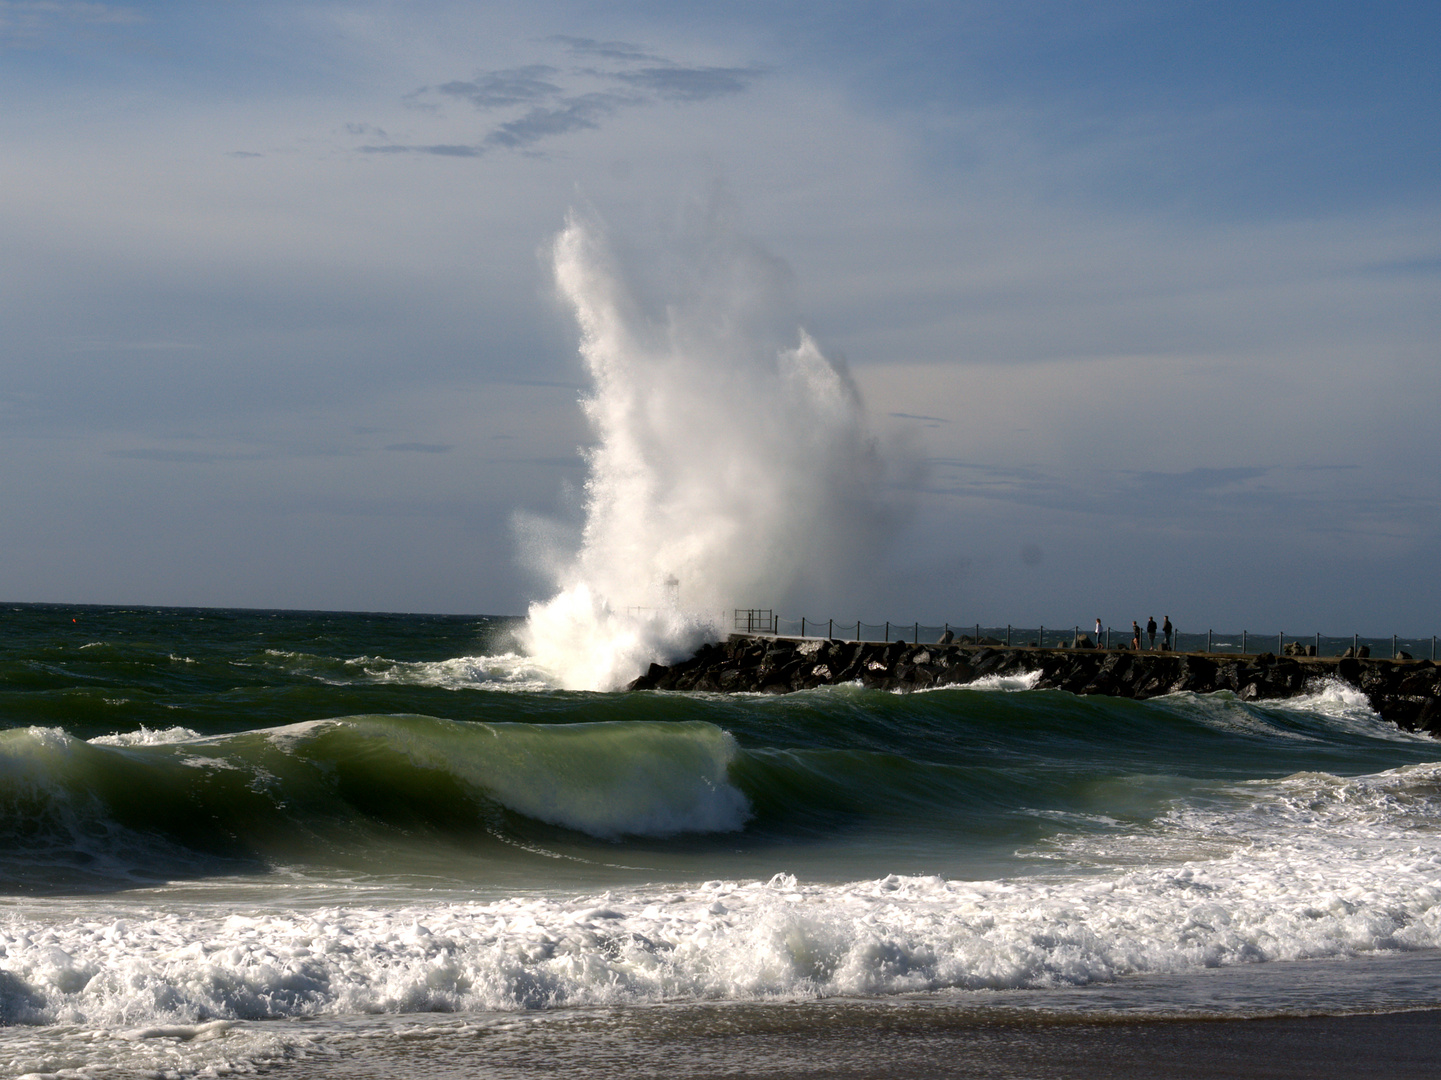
<box><xmin>732</xmin><ymin>611</ymin><xmax>1438</xmax><ymax>660</ymax></box>
<box><xmin>733</xmin><ymin>609</ymin><xmax>775</xmax><ymax>634</ymax></box>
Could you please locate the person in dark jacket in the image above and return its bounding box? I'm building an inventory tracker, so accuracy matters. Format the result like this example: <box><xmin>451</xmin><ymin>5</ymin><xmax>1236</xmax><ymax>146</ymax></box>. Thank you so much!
<box><xmin>1146</xmin><ymin>616</ymin><xmax>1157</xmax><ymax>650</ymax></box>
<box><xmin>1162</xmin><ymin>615</ymin><xmax>1173</xmax><ymax>650</ymax></box>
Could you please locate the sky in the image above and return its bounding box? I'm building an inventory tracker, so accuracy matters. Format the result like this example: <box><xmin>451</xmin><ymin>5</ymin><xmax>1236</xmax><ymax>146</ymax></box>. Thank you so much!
<box><xmin>2</xmin><ymin>0</ymin><xmax>1438</xmax><ymax>634</ymax></box>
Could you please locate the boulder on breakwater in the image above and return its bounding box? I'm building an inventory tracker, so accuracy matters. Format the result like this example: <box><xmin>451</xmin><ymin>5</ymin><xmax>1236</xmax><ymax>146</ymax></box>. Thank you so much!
<box><xmin>624</xmin><ymin>635</ymin><xmax>1441</xmax><ymax>737</ymax></box>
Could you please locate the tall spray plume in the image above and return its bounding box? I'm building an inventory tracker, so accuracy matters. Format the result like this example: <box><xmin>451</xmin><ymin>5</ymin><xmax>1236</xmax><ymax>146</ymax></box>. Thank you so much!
<box><xmin>521</xmin><ymin>208</ymin><xmax>889</xmax><ymax>690</ymax></box>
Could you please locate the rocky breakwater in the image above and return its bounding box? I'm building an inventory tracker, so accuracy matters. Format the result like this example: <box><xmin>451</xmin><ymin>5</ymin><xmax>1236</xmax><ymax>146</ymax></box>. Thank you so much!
<box><xmin>625</xmin><ymin>635</ymin><xmax>1441</xmax><ymax>736</ymax></box>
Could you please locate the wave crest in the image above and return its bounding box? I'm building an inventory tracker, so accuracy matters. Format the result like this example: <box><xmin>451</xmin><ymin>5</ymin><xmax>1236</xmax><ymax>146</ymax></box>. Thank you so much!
<box><xmin>350</xmin><ymin>715</ymin><xmax>751</xmax><ymax>838</ymax></box>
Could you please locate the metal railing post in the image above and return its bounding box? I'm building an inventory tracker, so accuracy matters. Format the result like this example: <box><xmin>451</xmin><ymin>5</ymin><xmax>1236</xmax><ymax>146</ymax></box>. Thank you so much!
<box><xmin>1353</xmin><ymin>633</ymin><xmax>1358</xmax><ymax>655</ymax></box>
<box><xmin>1279</xmin><ymin>631</ymin><xmax>1283</xmax><ymax>654</ymax></box>
<box><xmin>1207</xmin><ymin>629</ymin><xmax>1212</xmax><ymax>653</ymax></box>
<box><xmin>829</xmin><ymin>618</ymin><xmax>833</xmax><ymax>639</ymax></box>
<box><xmin>1393</xmin><ymin>634</ymin><xmax>1398</xmax><ymax>659</ymax></box>
<box><xmin>914</xmin><ymin>622</ymin><xmax>919</xmax><ymax>645</ymax></box>
<box><xmin>1242</xmin><ymin>630</ymin><xmax>1247</xmax><ymax>654</ymax></box>
<box><xmin>1039</xmin><ymin>625</ymin><xmax>1044</xmax><ymax>648</ymax></box>
<box><xmin>801</xmin><ymin>617</ymin><xmax>805</xmax><ymax>638</ymax></box>
<box><xmin>1006</xmin><ymin>625</ymin><xmax>1011</xmax><ymax>646</ymax></box>
<box><xmin>885</xmin><ymin>621</ymin><xmax>889</xmax><ymax>641</ymax></box>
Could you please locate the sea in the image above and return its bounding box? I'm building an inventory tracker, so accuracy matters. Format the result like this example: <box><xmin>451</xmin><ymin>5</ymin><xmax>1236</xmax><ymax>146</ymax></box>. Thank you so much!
<box><xmin>3</xmin><ymin>602</ymin><xmax>1440</xmax><ymax>1079</ymax></box>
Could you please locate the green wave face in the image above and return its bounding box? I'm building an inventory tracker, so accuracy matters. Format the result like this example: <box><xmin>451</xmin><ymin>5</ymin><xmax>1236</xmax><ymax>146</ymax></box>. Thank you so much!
<box><xmin>0</xmin><ymin>716</ymin><xmax>753</xmax><ymax>889</ymax></box>
<box><xmin>311</xmin><ymin>715</ymin><xmax>750</xmax><ymax>838</ymax></box>
<box><xmin>3</xmin><ymin>677</ymin><xmax>1436</xmax><ymax>892</ymax></box>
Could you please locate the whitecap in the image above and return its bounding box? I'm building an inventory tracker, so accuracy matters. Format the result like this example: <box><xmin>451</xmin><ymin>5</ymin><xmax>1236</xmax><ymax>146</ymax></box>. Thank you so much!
<box><xmin>90</xmin><ymin>726</ymin><xmax>203</xmax><ymax>747</ymax></box>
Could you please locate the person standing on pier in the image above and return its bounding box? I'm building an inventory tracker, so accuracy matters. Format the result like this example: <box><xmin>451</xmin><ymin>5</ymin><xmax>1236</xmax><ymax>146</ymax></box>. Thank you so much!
<box><xmin>1146</xmin><ymin>616</ymin><xmax>1157</xmax><ymax>650</ymax></box>
<box><xmin>1131</xmin><ymin>621</ymin><xmax>1142</xmax><ymax>650</ymax></box>
<box><xmin>1162</xmin><ymin>616</ymin><xmax>1173</xmax><ymax>651</ymax></box>
<box><xmin>1095</xmin><ymin>617</ymin><xmax>1103</xmax><ymax>645</ymax></box>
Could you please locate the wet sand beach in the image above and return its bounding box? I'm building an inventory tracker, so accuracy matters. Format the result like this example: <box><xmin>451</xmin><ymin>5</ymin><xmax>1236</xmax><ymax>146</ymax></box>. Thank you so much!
<box><xmin>285</xmin><ymin>1004</ymin><xmax>1441</xmax><ymax>1079</ymax></box>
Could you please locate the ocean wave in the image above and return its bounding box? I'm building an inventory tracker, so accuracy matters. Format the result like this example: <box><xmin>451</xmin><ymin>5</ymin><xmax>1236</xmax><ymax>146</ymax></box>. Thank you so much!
<box><xmin>0</xmin><ymin>717</ymin><xmax>751</xmax><ymax>884</ymax></box>
<box><xmin>353</xmin><ymin>652</ymin><xmax>555</xmax><ymax>693</ymax></box>
<box><xmin>253</xmin><ymin>648</ymin><xmax>557</xmax><ymax>692</ymax></box>
<box><xmin>332</xmin><ymin>715</ymin><xmax>751</xmax><ymax>839</ymax></box>
<box><xmin>951</xmin><ymin>669</ymin><xmax>1043</xmax><ymax>693</ymax></box>
<box><xmin>3</xmin><ymin>824</ymin><xmax>1439</xmax><ymax>1029</ymax></box>
<box><xmin>3</xmin><ymin>684</ymin><xmax>1437</xmax><ymax>889</ymax></box>
<box><xmin>0</xmin><ymin>726</ymin><xmax>223</xmax><ymax>888</ymax></box>
<box><xmin>90</xmin><ymin>725</ymin><xmax>204</xmax><ymax>747</ymax></box>
<box><xmin>1031</xmin><ymin>760</ymin><xmax>1441</xmax><ymax>868</ymax></box>
<box><xmin>1272</xmin><ymin>678</ymin><xmax>1439</xmax><ymax>744</ymax></box>
<box><xmin>1152</xmin><ymin>690</ymin><xmax>1325</xmax><ymax>742</ymax></box>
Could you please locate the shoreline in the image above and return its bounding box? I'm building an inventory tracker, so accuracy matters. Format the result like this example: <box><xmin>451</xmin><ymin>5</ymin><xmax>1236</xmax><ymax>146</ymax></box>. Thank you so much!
<box><xmin>275</xmin><ymin>1002</ymin><xmax>1441</xmax><ymax>1080</ymax></box>
<box><xmin>628</xmin><ymin>634</ymin><xmax>1441</xmax><ymax>735</ymax></box>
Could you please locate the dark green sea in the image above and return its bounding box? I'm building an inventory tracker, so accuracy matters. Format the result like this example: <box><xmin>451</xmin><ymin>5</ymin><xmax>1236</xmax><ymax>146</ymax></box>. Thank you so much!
<box><xmin>3</xmin><ymin>602</ymin><xmax>1440</xmax><ymax>1078</ymax></box>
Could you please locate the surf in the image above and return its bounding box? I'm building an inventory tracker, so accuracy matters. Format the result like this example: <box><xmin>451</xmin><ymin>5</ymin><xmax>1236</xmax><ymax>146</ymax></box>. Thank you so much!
<box><xmin>0</xmin><ymin>716</ymin><xmax>753</xmax><ymax>888</ymax></box>
<box><xmin>519</xmin><ymin>208</ymin><xmax>893</xmax><ymax>690</ymax></box>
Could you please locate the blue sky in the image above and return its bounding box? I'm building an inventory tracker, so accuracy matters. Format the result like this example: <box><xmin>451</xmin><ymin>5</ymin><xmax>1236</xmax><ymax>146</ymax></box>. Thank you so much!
<box><xmin>2</xmin><ymin>1</ymin><xmax>1438</xmax><ymax>632</ymax></box>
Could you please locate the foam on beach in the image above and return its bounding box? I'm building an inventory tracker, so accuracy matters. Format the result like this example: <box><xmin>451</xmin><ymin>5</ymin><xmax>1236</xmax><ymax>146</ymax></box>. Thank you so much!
<box><xmin>3</xmin><ymin>762</ymin><xmax>1439</xmax><ymax>1034</ymax></box>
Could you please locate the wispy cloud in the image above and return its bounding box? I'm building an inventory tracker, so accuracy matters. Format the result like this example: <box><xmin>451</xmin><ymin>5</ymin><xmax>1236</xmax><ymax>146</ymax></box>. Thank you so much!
<box><xmin>547</xmin><ymin>35</ymin><xmax>664</xmax><ymax>63</ymax></box>
<box><xmin>357</xmin><ymin>38</ymin><xmax>762</xmax><ymax>157</ymax></box>
<box><xmin>418</xmin><ymin>143</ymin><xmax>483</xmax><ymax>157</ymax></box>
<box><xmin>358</xmin><ymin>143</ymin><xmax>484</xmax><ymax>157</ymax></box>
<box><xmin>1361</xmin><ymin>254</ymin><xmax>1441</xmax><ymax>278</ymax></box>
<box><xmin>0</xmin><ymin>1</ymin><xmax>142</xmax><ymax>46</ymax></box>
<box><xmin>484</xmin><ymin>91</ymin><xmax>634</xmax><ymax>148</ymax></box>
<box><xmin>385</xmin><ymin>442</ymin><xmax>452</xmax><ymax>453</ymax></box>
<box><xmin>890</xmin><ymin>412</ymin><xmax>951</xmax><ymax>425</ymax></box>
<box><xmin>436</xmin><ymin>65</ymin><xmax>560</xmax><ymax>109</ymax></box>
<box><xmin>108</xmin><ymin>448</ymin><xmax>228</xmax><ymax>464</ymax></box>
<box><xmin>924</xmin><ymin>462</ymin><xmax>1277</xmax><ymax>519</ymax></box>
<box><xmin>613</xmin><ymin>65</ymin><xmax>757</xmax><ymax>102</ymax></box>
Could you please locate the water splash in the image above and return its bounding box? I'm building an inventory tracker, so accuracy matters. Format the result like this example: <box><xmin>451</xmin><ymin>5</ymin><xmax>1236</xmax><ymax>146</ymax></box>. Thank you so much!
<box><xmin>520</xmin><ymin>209</ymin><xmax>887</xmax><ymax>690</ymax></box>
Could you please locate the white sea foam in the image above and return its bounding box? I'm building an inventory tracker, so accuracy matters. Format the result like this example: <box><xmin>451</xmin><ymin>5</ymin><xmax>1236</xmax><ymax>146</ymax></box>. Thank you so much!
<box><xmin>3</xmin><ymin>764</ymin><xmax>1439</xmax><ymax>1042</ymax></box>
<box><xmin>1278</xmin><ymin>677</ymin><xmax>1438</xmax><ymax>743</ymax></box>
<box><xmin>1287</xmin><ymin>676</ymin><xmax>1375</xmax><ymax>717</ymax></box>
<box><xmin>0</xmin><ymin>1016</ymin><xmax>317</xmax><ymax>1079</ymax></box>
<box><xmin>1157</xmin><ymin>679</ymin><xmax>1436</xmax><ymax>746</ymax></box>
<box><xmin>519</xmin><ymin>210</ymin><xmax>891</xmax><ymax>691</ymax></box>
<box><xmin>348</xmin><ymin>652</ymin><xmax>555</xmax><ymax>694</ymax></box>
<box><xmin>252</xmin><ymin>647</ymin><xmax>555</xmax><ymax>693</ymax></box>
<box><xmin>90</xmin><ymin>726</ymin><xmax>203</xmax><ymax>747</ymax></box>
<box><xmin>965</xmin><ymin>669</ymin><xmax>1044</xmax><ymax>693</ymax></box>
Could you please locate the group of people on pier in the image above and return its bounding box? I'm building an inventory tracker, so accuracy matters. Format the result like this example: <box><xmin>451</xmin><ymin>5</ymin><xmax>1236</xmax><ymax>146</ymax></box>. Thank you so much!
<box><xmin>1120</xmin><ymin>615</ymin><xmax>1173</xmax><ymax>651</ymax></box>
